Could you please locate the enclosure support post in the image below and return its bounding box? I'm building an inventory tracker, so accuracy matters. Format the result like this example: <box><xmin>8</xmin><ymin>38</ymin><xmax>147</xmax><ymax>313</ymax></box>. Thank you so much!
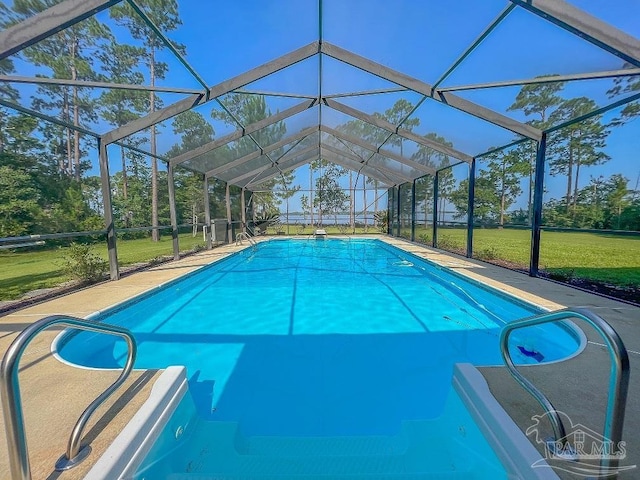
<box><xmin>466</xmin><ymin>158</ymin><xmax>476</xmax><ymax>258</ymax></box>
<box><xmin>396</xmin><ymin>185</ymin><xmax>401</xmax><ymax>237</ymax></box>
<box><xmin>530</xmin><ymin>132</ymin><xmax>547</xmax><ymax>277</ymax></box>
<box><xmin>97</xmin><ymin>138</ymin><xmax>119</xmax><ymax>280</ymax></box>
<box><xmin>240</xmin><ymin>187</ymin><xmax>246</xmax><ymax>232</ymax></box>
<box><xmin>167</xmin><ymin>162</ymin><xmax>179</xmax><ymax>260</ymax></box>
<box><xmin>203</xmin><ymin>176</ymin><xmax>212</xmax><ymax>250</ymax></box>
<box><xmin>411</xmin><ymin>180</ymin><xmax>416</xmax><ymax>242</ymax></box>
<box><xmin>387</xmin><ymin>188</ymin><xmax>391</xmax><ymax>235</ymax></box>
<box><xmin>225</xmin><ymin>182</ymin><xmax>232</xmax><ymax>243</ymax></box>
<box><xmin>433</xmin><ymin>172</ymin><xmax>439</xmax><ymax>248</ymax></box>
<box><xmin>246</xmin><ymin>190</ymin><xmax>254</xmax><ymax>225</ymax></box>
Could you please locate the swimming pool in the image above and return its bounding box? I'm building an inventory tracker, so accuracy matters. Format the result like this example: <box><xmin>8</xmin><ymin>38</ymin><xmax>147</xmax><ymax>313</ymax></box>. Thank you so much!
<box><xmin>58</xmin><ymin>239</ymin><xmax>578</xmax><ymax>478</ymax></box>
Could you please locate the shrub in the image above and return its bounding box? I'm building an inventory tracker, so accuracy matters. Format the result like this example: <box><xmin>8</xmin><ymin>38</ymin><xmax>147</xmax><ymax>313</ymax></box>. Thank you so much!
<box><xmin>374</xmin><ymin>211</ymin><xmax>388</xmax><ymax>233</ymax></box>
<box><xmin>61</xmin><ymin>243</ymin><xmax>108</xmax><ymax>283</ymax></box>
<box><xmin>476</xmin><ymin>246</ymin><xmax>499</xmax><ymax>260</ymax></box>
<box><xmin>418</xmin><ymin>233</ymin><xmax>431</xmax><ymax>245</ymax></box>
<box><xmin>436</xmin><ymin>234</ymin><xmax>461</xmax><ymax>250</ymax></box>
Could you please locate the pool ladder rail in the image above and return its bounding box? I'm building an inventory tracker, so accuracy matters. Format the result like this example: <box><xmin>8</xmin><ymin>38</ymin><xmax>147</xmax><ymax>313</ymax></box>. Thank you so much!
<box><xmin>0</xmin><ymin>315</ymin><xmax>137</xmax><ymax>480</ymax></box>
<box><xmin>235</xmin><ymin>231</ymin><xmax>257</xmax><ymax>247</ymax></box>
<box><xmin>500</xmin><ymin>307</ymin><xmax>630</xmax><ymax>479</ymax></box>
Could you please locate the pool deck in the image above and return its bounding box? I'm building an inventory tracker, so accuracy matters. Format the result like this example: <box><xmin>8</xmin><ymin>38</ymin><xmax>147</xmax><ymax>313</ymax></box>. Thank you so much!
<box><xmin>0</xmin><ymin>235</ymin><xmax>638</xmax><ymax>479</ymax></box>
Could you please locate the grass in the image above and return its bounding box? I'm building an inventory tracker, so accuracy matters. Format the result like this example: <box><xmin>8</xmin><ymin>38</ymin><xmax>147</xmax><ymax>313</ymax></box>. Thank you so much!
<box><xmin>2</xmin><ymin>227</ymin><xmax>638</xmax><ymax>301</ymax></box>
<box><xmin>410</xmin><ymin>227</ymin><xmax>640</xmax><ymax>287</ymax></box>
<box><xmin>0</xmin><ymin>233</ymin><xmax>205</xmax><ymax>301</ymax></box>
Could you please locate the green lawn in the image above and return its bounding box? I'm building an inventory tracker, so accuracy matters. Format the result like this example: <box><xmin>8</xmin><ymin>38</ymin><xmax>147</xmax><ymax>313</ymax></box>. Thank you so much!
<box><xmin>2</xmin><ymin>228</ymin><xmax>638</xmax><ymax>301</ymax></box>
<box><xmin>411</xmin><ymin>227</ymin><xmax>640</xmax><ymax>287</ymax></box>
<box><xmin>0</xmin><ymin>233</ymin><xmax>205</xmax><ymax>300</ymax></box>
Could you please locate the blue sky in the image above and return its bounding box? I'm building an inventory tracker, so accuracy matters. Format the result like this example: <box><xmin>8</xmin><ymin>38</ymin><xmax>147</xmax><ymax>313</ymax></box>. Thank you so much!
<box><xmin>5</xmin><ymin>0</ymin><xmax>640</xmax><ymax>214</ymax></box>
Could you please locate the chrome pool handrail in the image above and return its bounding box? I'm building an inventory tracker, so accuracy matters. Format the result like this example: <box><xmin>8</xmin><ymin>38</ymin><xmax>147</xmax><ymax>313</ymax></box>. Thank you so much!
<box><xmin>500</xmin><ymin>307</ymin><xmax>629</xmax><ymax>477</ymax></box>
<box><xmin>0</xmin><ymin>315</ymin><xmax>137</xmax><ymax>480</ymax></box>
<box><xmin>236</xmin><ymin>231</ymin><xmax>256</xmax><ymax>246</ymax></box>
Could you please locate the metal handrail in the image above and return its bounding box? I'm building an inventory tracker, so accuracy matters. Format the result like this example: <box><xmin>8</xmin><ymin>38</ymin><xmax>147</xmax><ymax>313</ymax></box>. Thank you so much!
<box><xmin>0</xmin><ymin>315</ymin><xmax>137</xmax><ymax>480</ymax></box>
<box><xmin>500</xmin><ymin>307</ymin><xmax>630</xmax><ymax>476</ymax></box>
<box><xmin>236</xmin><ymin>232</ymin><xmax>256</xmax><ymax>246</ymax></box>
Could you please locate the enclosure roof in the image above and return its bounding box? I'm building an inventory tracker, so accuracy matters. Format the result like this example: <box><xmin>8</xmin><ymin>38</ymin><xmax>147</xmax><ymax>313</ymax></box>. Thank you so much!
<box><xmin>1</xmin><ymin>0</ymin><xmax>639</xmax><ymax>187</ymax></box>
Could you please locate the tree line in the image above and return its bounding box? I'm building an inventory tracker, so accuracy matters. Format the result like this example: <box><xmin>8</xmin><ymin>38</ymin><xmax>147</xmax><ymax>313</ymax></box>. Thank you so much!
<box><xmin>395</xmin><ymin>76</ymin><xmax>639</xmax><ymax>232</ymax></box>
<box><xmin>0</xmin><ymin>0</ymin><xmax>638</xmax><ymax>238</ymax></box>
<box><xmin>0</xmin><ymin>0</ymin><xmax>264</xmax><ymax>239</ymax></box>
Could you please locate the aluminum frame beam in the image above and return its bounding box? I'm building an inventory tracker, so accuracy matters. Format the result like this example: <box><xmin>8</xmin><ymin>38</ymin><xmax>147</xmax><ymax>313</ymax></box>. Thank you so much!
<box><xmin>322</xmin><ymin>143</ymin><xmax>414</xmax><ymax>183</ymax></box>
<box><xmin>473</xmin><ymin>93</ymin><xmax>640</xmax><ymax>160</ymax></box>
<box><xmin>324</xmin><ymin>98</ymin><xmax>474</xmax><ymax>163</ymax></box>
<box><xmin>357</xmin><ymin>165</ymin><xmax>399</xmax><ymax>188</ymax></box>
<box><xmin>114</xmin><ymin>140</ymin><xmax>169</xmax><ymax>163</ymax></box>
<box><xmin>432</xmin><ymin>4</ymin><xmax>516</xmax><ymax>90</ymax></box>
<box><xmin>205</xmin><ymin>126</ymin><xmax>318</xmax><ymax>178</ymax></box>
<box><xmin>103</xmin><ymin>42</ymin><xmax>320</xmax><ymax>145</ymax></box>
<box><xmin>169</xmin><ymin>101</ymin><xmax>316</xmax><ymax>166</ymax></box>
<box><xmin>246</xmin><ymin>149</ymin><xmax>320</xmax><ymax>187</ymax></box>
<box><xmin>320</xmin><ymin>42</ymin><xmax>542</xmax><ymax>141</ymax></box>
<box><xmin>234</xmin><ymin>89</ymin><xmax>317</xmax><ymax>99</ymax></box>
<box><xmin>320</xmin><ymin>125</ymin><xmax>435</xmax><ymax>175</ymax></box>
<box><xmin>359</xmin><ymin>162</ymin><xmax>413</xmax><ymax>185</ymax></box>
<box><xmin>206</xmin><ymin>148</ymin><xmax>264</xmax><ymax>179</ymax></box>
<box><xmin>510</xmin><ymin>0</ymin><xmax>640</xmax><ymax>67</ymax></box>
<box><xmin>438</xmin><ymin>68</ymin><xmax>640</xmax><ymax>92</ymax></box>
<box><xmin>247</xmin><ymin>159</ymin><xmax>311</xmax><ymax>188</ymax></box>
<box><xmin>323</xmin><ymin>87</ymin><xmax>408</xmax><ymax>99</ymax></box>
<box><xmin>246</xmin><ymin>144</ymin><xmax>400</xmax><ymax>188</ymax></box>
<box><xmin>97</xmin><ymin>137</ymin><xmax>119</xmax><ymax>280</ymax></box>
<box><xmin>229</xmin><ymin>144</ymin><xmax>319</xmax><ymax>185</ymax></box>
<box><xmin>0</xmin><ymin>75</ymin><xmax>203</xmax><ymax>94</ymax></box>
<box><xmin>0</xmin><ymin>97</ymin><xmax>98</xmax><ymax>137</ymax></box>
<box><xmin>320</xmin><ymin>150</ymin><xmax>398</xmax><ymax>186</ymax></box>
<box><xmin>166</xmin><ymin>162</ymin><xmax>180</xmax><ymax>259</ymax></box>
<box><xmin>0</xmin><ymin>97</ymin><xmax>171</xmax><ymax>163</ymax></box>
<box><xmin>125</xmin><ymin>0</ymin><xmax>208</xmax><ymax>89</ymax></box>
<box><xmin>320</xmin><ymin>144</ymin><xmax>409</xmax><ymax>185</ymax></box>
<box><xmin>0</xmin><ymin>0</ymin><xmax>122</xmax><ymax>60</ymax></box>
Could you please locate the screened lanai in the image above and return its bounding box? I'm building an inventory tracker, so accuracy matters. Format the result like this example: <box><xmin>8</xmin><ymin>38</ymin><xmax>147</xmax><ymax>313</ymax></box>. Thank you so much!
<box><xmin>0</xmin><ymin>0</ymin><xmax>639</xmax><ymax>303</ymax></box>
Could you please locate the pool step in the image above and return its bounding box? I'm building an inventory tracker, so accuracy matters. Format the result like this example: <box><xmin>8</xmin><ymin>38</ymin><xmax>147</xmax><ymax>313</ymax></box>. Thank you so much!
<box><xmin>154</xmin><ymin>421</ymin><xmax>501</xmax><ymax>480</ymax></box>
<box><xmin>240</xmin><ymin>432</ymin><xmax>409</xmax><ymax>456</ymax></box>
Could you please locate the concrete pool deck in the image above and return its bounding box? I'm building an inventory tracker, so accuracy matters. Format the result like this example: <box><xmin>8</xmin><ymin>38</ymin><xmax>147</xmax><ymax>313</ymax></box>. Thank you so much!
<box><xmin>0</xmin><ymin>235</ymin><xmax>638</xmax><ymax>479</ymax></box>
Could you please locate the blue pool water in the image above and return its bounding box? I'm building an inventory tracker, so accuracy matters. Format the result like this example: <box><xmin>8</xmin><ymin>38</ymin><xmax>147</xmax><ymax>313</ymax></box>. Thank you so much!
<box><xmin>59</xmin><ymin>239</ymin><xmax>580</xmax><ymax>440</ymax></box>
<box><xmin>131</xmin><ymin>367</ymin><xmax>512</xmax><ymax>479</ymax></box>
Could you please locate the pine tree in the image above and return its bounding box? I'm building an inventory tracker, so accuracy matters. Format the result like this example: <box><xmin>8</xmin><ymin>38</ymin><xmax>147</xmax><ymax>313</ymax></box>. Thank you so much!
<box><xmin>111</xmin><ymin>0</ymin><xmax>183</xmax><ymax>241</ymax></box>
<box><xmin>382</xmin><ymin>99</ymin><xmax>420</xmax><ymax>158</ymax></box>
<box><xmin>166</xmin><ymin>111</ymin><xmax>214</xmax><ymax>225</ymax></box>
<box><xmin>98</xmin><ymin>41</ymin><xmax>148</xmax><ymax>202</ymax></box>
<box><xmin>481</xmin><ymin>149</ymin><xmax>527</xmax><ymax>226</ymax></box>
<box><xmin>608</xmin><ymin>62</ymin><xmax>640</xmax><ymax>125</ymax></box>
<box><xmin>12</xmin><ymin>0</ymin><xmax>111</xmax><ymax>180</ymax></box>
<box><xmin>548</xmin><ymin>97</ymin><xmax>610</xmax><ymax>216</ymax></box>
<box><xmin>507</xmin><ymin>78</ymin><xmax>564</xmax><ymax>223</ymax></box>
